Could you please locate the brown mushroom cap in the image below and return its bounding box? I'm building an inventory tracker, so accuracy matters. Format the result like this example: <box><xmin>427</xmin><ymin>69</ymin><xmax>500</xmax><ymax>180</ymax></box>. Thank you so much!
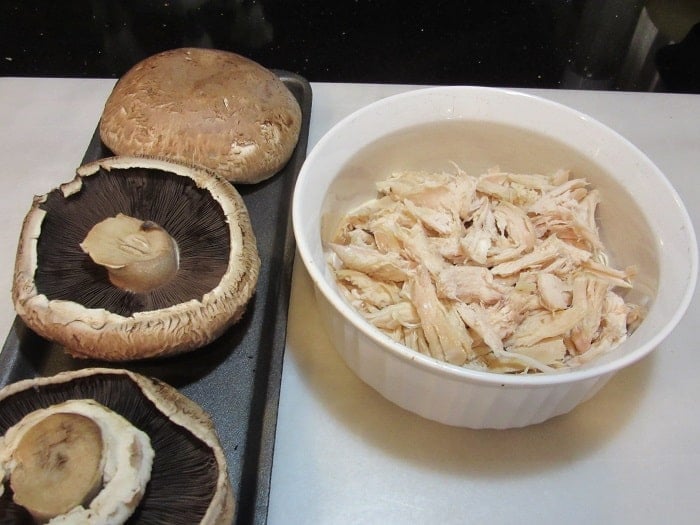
<box><xmin>99</xmin><ymin>47</ymin><xmax>302</xmax><ymax>184</ymax></box>
<box><xmin>12</xmin><ymin>156</ymin><xmax>260</xmax><ymax>361</ymax></box>
<box><xmin>0</xmin><ymin>367</ymin><xmax>234</xmax><ymax>524</ymax></box>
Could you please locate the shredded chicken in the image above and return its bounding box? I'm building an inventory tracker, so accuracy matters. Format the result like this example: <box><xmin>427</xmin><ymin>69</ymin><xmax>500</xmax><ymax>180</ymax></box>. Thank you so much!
<box><xmin>327</xmin><ymin>166</ymin><xmax>644</xmax><ymax>374</ymax></box>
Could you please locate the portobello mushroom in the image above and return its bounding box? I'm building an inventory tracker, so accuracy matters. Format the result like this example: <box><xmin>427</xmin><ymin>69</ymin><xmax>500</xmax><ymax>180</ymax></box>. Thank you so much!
<box><xmin>0</xmin><ymin>368</ymin><xmax>234</xmax><ymax>524</ymax></box>
<box><xmin>2</xmin><ymin>400</ymin><xmax>154</xmax><ymax>523</ymax></box>
<box><xmin>99</xmin><ymin>47</ymin><xmax>302</xmax><ymax>184</ymax></box>
<box><xmin>12</xmin><ymin>156</ymin><xmax>260</xmax><ymax>361</ymax></box>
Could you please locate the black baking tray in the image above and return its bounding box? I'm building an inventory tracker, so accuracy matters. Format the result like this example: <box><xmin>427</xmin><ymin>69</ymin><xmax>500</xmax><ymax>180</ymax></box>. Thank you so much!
<box><xmin>0</xmin><ymin>71</ymin><xmax>312</xmax><ymax>525</ymax></box>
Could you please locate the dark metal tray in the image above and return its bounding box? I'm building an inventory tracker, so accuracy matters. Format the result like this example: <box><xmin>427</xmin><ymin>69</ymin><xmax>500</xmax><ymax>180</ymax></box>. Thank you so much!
<box><xmin>0</xmin><ymin>71</ymin><xmax>312</xmax><ymax>525</ymax></box>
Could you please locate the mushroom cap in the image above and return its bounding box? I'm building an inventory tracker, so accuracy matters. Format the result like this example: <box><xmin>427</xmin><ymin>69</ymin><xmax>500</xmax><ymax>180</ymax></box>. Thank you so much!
<box><xmin>99</xmin><ymin>47</ymin><xmax>302</xmax><ymax>184</ymax></box>
<box><xmin>0</xmin><ymin>367</ymin><xmax>234</xmax><ymax>524</ymax></box>
<box><xmin>12</xmin><ymin>155</ymin><xmax>260</xmax><ymax>361</ymax></box>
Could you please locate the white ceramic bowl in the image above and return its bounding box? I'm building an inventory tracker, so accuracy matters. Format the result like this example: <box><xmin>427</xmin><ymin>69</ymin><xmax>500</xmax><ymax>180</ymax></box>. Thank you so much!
<box><xmin>292</xmin><ymin>86</ymin><xmax>697</xmax><ymax>429</ymax></box>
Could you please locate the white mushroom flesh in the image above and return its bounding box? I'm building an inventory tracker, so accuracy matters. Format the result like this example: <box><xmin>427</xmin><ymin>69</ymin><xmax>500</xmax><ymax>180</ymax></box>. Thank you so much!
<box><xmin>1</xmin><ymin>399</ymin><xmax>154</xmax><ymax>524</ymax></box>
<box><xmin>7</xmin><ymin>412</ymin><xmax>104</xmax><ymax>522</ymax></box>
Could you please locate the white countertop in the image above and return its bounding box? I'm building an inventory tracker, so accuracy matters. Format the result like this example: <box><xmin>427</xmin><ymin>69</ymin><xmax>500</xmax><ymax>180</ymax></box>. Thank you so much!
<box><xmin>1</xmin><ymin>78</ymin><xmax>698</xmax><ymax>524</ymax></box>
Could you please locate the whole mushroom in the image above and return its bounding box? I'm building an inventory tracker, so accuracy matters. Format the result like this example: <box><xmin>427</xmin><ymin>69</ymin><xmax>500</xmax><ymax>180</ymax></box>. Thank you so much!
<box><xmin>12</xmin><ymin>156</ymin><xmax>260</xmax><ymax>361</ymax></box>
<box><xmin>0</xmin><ymin>368</ymin><xmax>234</xmax><ymax>524</ymax></box>
<box><xmin>99</xmin><ymin>47</ymin><xmax>302</xmax><ymax>184</ymax></box>
<box><xmin>2</xmin><ymin>399</ymin><xmax>154</xmax><ymax>524</ymax></box>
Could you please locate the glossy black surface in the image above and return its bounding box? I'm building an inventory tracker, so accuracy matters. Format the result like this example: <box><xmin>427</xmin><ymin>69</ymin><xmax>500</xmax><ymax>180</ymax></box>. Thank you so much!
<box><xmin>2</xmin><ymin>0</ymin><xmax>699</xmax><ymax>93</ymax></box>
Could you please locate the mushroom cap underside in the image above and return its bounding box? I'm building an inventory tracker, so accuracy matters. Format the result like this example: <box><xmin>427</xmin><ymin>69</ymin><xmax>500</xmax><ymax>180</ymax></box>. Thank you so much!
<box><xmin>12</xmin><ymin>156</ymin><xmax>260</xmax><ymax>361</ymax></box>
<box><xmin>99</xmin><ymin>47</ymin><xmax>302</xmax><ymax>184</ymax></box>
<box><xmin>0</xmin><ymin>367</ymin><xmax>234</xmax><ymax>525</ymax></box>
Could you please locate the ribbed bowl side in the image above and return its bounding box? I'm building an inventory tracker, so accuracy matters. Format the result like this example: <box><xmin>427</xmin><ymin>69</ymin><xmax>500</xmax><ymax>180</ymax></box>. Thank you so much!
<box><xmin>315</xmin><ymin>286</ymin><xmax>615</xmax><ymax>429</ymax></box>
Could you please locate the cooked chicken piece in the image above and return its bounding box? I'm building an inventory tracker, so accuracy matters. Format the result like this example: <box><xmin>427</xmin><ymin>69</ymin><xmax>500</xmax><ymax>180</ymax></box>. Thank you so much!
<box><xmin>494</xmin><ymin>201</ymin><xmax>536</xmax><ymax>249</ymax></box>
<box><xmin>490</xmin><ymin>241</ymin><xmax>559</xmax><ymax>276</ymax></box>
<box><xmin>408</xmin><ymin>267</ymin><xmax>473</xmax><ymax>365</ymax></box>
<box><xmin>508</xmin><ymin>280</ymin><xmax>543</xmax><ymax>316</ymax></box>
<box><xmin>333</xmin><ymin>196</ymin><xmax>395</xmax><ymax>244</ymax></box>
<box><xmin>534</xmin><ymin>209</ymin><xmax>603</xmax><ymax>252</ymax></box>
<box><xmin>377</xmin><ymin>170</ymin><xmax>454</xmax><ymax>207</ymax></box>
<box><xmin>403</xmin><ymin>200</ymin><xmax>460</xmax><ymax>236</ymax></box>
<box><xmin>506</xmin><ymin>172</ymin><xmax>556</xmax><ymax>191</ymax></box>
<box><xmin>334</xmin><ymin>269</ymin><xmax>402</xmax><ymax>310</ymax></box>
<box><xmin>456</xmin><ymin>303</ymin><xmax>504</xmax><ymax>354</ymax></box>
<box><xmin>555</xmin><ymin>235</ymin><xmax>596</xmax><ymax>262</ymax></box>
<box><xmin>329</xmin><ymin>166</ymin><xmax>644</xmax><ymax>374</ymax></box>
<box><xmin>430</xmin><ymin>236</ymin><xmax>465</xmax><ymax>263</ymax></box>
<box><xmin>395</xmin><ymin>224</ymin><xmax>447</xmax><ymax>277</ymax></box>
<box><xmin>377</xmin><ymin>170</ymin><xmax>476</xmax><ymax>220</ymax></box>
<box><xmin>365</xmin><ymin>301</ymin><xmax>420</xmax><ymax>331</ymax></box>
<box><xmin>460</xmin><ymin>197</ymin><xmax>496</xmax><ymax>264</ymax></box>
<box><xmin>435</xmin><ymin>266</ymin><xmax>504</xmax><ymax>305</ymax></box>
<box><xmin>593</xmin><ymin>290</ymin><xmax>631</xmax><ymax>351</ymax></box>
<box><xmin>506</xmin><ymin>308</ymin><xmax>572</xmax><ymax>349</ymax></box>
<box><xmin>478</xmin><ymin>351</ymin><xmax>558</xmax><ymax>374</ymax></box>
<box><xmin>505</xmin><ymin>274</ymin><xmax>589</xmax><ymax>347</ymax></box>
<box><xmin>570</xmin><ymin>276</ymin><xmax>609</xmax><ymax>354</ymax></box>
<box><xmin>329</xmin><ymin>243</ymin><xmax>413</xmax><ymax>282</ymax></box>
<box><xmin>583</xmin><ymin>259</ymin><xmax>636</xmax><ymax>288</ymax></box>
<box><xmin>527</xmin><ymin>179</ymin><xmax>589</xmax><ymax>222</ymax></box>
<box><xmin>403</xmin><ymin>327</ymin><xmax>432</xmax><ymax>358</ymax></box>
<box><xmin>626</xmin><ymin>303</ymin><xmax>646</xmax><ymax>332</ymax></box>
<box><xmin>536</xmin><ymin>272</ymin><xmax>570</xmax><ymax>311</ymax></box>
<box><xmin>580</xmin><ymin>189</ymin><xmax>601</xmax><ymax>234</ymax></box>
<box><xmin>509</xmin><ymin>338</ymin><xmax>567</xmax><ymax>365</ymax></box>
<box><xmin>371</xmin><ymin>221</ymin><xmax>403</xmax><ymax>254</ymax></box>
<box><xmin>551</xmin><ymin>169</ymin><xmax>572</xmax><ymax>185</ymax></box>
<box><xmin>568</xmin><ymin>291</ymin><xmax>632</xmax><ymax>366</ymax></box>
<box><xmin>346</xmin><ymin>228</ymin><xmax>376</xmax><ymax>248</ymax></box>
<box><xmin>476</xmin><ymin>175</ymin><xmax>515</xmax><ymax>203</ymax></box>
<box><xmin>544</xmin><ymin>176</ymin><xmax>588</xmax><ymax>198</ymax></box>
<box><xmin>454</xmin><ymin>171</ymin><xmax>480</xmax><ymax>220</ymax></box>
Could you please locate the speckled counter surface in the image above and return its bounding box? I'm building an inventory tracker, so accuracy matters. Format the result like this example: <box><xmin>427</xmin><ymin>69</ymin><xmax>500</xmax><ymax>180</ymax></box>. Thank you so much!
<box><xmin>268</xmin><ymin>84</ymin><xmax>700</xmax><ymax>525</ymax></box>
<box><xmin>0</xmin><ymin>77</ymin><xmax>698</xmax><ymax>524</ymax></box>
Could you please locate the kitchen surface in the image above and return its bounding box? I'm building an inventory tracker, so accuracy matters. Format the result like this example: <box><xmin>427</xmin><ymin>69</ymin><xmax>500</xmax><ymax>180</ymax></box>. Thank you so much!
<box><xmin>1</xmin><ymin>2</ymin><xmax>699</xmax><ymax>524</ymax></box>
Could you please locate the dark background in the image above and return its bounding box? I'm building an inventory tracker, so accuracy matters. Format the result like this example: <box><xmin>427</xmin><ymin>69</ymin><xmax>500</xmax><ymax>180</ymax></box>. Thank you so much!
<box><xmin>2</xmin><ymin>0</ymin><xmax>699</xmax><ymax>93</ymax></box>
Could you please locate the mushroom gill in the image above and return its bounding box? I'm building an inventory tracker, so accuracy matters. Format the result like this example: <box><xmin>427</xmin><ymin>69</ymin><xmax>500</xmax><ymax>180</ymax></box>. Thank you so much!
<box><xmin>33</xmin><ymin>165</ymin><xmax>230</xmax><ymax>315</ymax></box>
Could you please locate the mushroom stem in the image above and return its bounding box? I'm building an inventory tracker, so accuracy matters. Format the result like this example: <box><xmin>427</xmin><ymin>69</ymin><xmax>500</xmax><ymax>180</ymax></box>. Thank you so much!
<box><xmin>9</xmin><ymin>413</ymin><xmax>104</xmax><ymax>522</ymax></box>
<box><xmin>80</xmin><ymin>213</ymin><xmax>179</xmax><ymax>293</ymax></box>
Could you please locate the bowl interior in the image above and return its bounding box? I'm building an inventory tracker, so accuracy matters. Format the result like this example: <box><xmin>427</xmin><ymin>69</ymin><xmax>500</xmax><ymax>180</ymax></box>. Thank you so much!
<box><xmin>294</xmin><ymin>87</ymin><xmax>697</xmax><ymax>384</ymax></box>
